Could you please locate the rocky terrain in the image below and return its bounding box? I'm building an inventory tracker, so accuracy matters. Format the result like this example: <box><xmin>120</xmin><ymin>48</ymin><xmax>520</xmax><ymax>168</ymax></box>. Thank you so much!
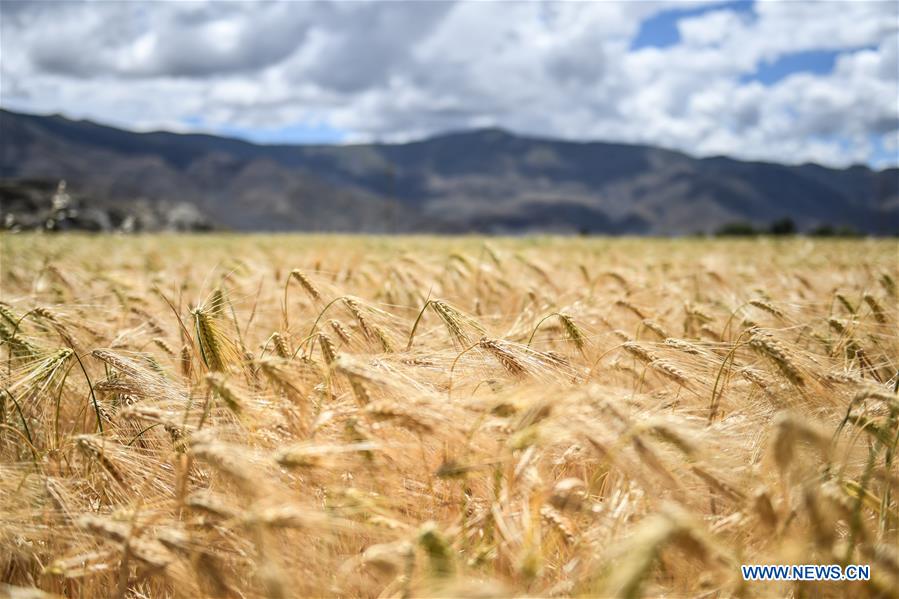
<box><xmin>1</xmin><ymin>179</ymin><xmax>212</xmax><ymax>233</ymax></box>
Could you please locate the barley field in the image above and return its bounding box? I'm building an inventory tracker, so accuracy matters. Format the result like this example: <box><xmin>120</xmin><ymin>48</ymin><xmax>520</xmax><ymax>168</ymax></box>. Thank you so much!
<box><xmin>1</xmin><ymin>234</ymin><xmax>897</xmax><ymax>598</ymax></box>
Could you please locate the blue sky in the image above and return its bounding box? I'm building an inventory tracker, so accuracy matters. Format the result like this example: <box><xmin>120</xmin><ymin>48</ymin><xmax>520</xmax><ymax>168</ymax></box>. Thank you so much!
<box><xmin>632</xmin><ymin>1</ymin><xmax>866</xmax><ymax>86</ymax></box>
<box><xmin>632</xmin><ymin>0</ymin><xmax>756</xmax><ymax>50</ymax></box>
<box><xmin>182</xmin><ymin>115</ymin><xmax>347</xmax><ymax>145</ymax></box>
<box><xmin>747</xmin><ymin>49</ymin><xmax>846</xmax><ymax>85</ymax></box>
<box><xmin>1</xmin><ymin>0</ymin><xmax>896</xmax><ymax>167</ymax></box>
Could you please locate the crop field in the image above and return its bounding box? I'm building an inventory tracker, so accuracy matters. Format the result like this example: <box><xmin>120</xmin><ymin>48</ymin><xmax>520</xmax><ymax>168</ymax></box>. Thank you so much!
<box><xmin>0</xmin><ymin>234</ymin><xmax>897</xmax><ymax>598</ymax></box>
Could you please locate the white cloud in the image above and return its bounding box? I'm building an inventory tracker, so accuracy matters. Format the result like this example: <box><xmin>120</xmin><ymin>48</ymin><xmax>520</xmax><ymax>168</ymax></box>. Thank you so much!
<box><xmin>678</xmin><ymin>10</ymin><xmax>750</xmax><ymax>48</ymax></box>
<box><xmin>0</xmin><ymin>0</ymin><xmax>896</xmax><ymax>167</ymax></box>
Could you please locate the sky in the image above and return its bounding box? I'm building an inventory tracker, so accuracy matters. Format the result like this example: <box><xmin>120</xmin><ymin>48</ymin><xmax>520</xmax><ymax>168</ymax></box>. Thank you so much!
<box><xmin>1</xmin><ymin>0</ymin><xmax>897</xmax><ymax>168</ymax></box>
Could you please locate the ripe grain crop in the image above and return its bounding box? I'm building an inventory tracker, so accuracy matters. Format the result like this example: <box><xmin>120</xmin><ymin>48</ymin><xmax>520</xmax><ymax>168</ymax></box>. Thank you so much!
<box><xmin>0</xmin><ymin>234</ymin><xmax>897</xmax><ymax>598</ymax></box>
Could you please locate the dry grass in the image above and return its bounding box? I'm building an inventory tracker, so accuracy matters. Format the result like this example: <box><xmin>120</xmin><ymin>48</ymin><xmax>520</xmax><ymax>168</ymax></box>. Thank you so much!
<box><xmin>0</xmin><ymin>234</ymin><xmax>897</xmax><ymax>598</ymax></box>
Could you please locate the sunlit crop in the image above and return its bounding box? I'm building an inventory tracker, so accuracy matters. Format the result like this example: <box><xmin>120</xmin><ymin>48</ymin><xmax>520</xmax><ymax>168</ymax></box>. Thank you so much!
<box><xmin>1</xmin><ymin>234</ymin><xmax>896</xmax><ymax>598</ymax></box>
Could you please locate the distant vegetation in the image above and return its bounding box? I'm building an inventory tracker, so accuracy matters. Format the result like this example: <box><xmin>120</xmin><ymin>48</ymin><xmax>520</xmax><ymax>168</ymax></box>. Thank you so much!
<box><xmin>715</xmin><ymin>218</ymin><xmax>862</xmax><ymax>237</ymax></box>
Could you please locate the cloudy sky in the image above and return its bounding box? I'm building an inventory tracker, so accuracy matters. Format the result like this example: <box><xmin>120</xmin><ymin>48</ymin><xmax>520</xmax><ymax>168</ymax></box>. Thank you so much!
<box><xmin>1</xmin><ymin>0</ymin><xmax>897</xmax><ymax>167</ymax></box>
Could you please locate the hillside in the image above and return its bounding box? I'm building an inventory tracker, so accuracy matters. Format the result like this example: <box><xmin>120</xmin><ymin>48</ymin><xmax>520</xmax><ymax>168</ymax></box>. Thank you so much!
<box><xmin>1</xmin><ymin>109</ymin><xmax>896</xmax><ymax>234</ymax></box>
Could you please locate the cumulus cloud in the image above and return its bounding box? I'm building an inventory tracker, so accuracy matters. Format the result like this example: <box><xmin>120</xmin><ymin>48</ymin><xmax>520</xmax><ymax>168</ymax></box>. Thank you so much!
<box><xmin>0</xmin><ymin>0</ymin><xmax>896</xmax><ymax>167</ymax></box>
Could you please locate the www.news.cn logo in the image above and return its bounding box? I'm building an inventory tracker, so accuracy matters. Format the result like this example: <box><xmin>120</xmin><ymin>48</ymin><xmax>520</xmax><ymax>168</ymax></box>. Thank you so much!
<box><xmin>741</xmin><ymin>564</ymin><xmax>870</xmax><ymax>581</ymax></box>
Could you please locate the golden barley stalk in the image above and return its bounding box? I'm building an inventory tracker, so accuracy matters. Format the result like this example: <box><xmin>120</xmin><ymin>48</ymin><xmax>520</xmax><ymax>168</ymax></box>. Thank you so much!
<box><xmin>478</xmin><ymin>337</ymin><xmax>528</xmax><ymax>376</ymax></box>
<box><xmin>622</xmin><ymin>341</ymin><xmax>656</xmax><ymax>364</ymax></box>
<box><xmin>318</xmin><ymin>333</ymin><xmax>337</xmax><ymax>365</ymax></box>
<box><xmin>663</xmin><ymin>338</ymin><xmax>702</xmax><ymax>355</ymax></box>
<box><xmin>749</xmin><ymin>332</ymin><xmax>805</xmax><ymax>387</ymax></box>
<box><xmin>271</xmin><ymin>332</ymin><xmax>291</xmax><ymax>358</ymax></box>
<box><xmin>329</xmin><ymin>319</ymin><xmax>352</xmax><ymax>344</ymax></box>
<box><xmin>205</xmin><ymin>373</ymin><xmax>243</xmax><ymax>414</ymax></box>
<box><xmin>152</xmin><ymin>337</ymin><xmax>175</xmax><ymax>356</ymax></box>
<box><xmin>749</xmin><ymin>298</ymin><xmax>784</xmax><ymax>319</ymax></box>
<box><xmin>649</xmin><ymin>359</ymin><xmax>690</xmax><ymax>386</ymax></box>
<box><xmin>863</xmin><ymin>293</ymin><xmax>888</xmax><ymax>324</ymax></box>
<box><xmin>179</xmin><ymin>345</ymin><xmax>193</xmax><ymax>378</ymax></box>
<box><xmin>366</xmin><ymin>401</ymin><xmax>433</xmax><ymax>434</ymax></box>
<box><xmin>290</xmin><ymin>269</ymin><xmax>322</xmax><ymax>301</ymax></box>
<box><xmin>641</xmin><ymin>319</ymin><xmax>669</xmax><ymax>339</ymax></box>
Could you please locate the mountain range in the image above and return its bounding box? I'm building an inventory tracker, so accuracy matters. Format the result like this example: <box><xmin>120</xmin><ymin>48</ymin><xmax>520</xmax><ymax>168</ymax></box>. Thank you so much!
<box><xmin>1</xmin><ymin>109</ymin><xmax>896</xmax><ymax>234</ymax></box>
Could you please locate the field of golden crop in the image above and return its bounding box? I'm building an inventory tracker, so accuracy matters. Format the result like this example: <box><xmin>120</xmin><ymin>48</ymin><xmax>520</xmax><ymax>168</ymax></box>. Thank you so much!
<box><xmin>0</xmin><ymin>234</ymin><xmax>897</xmax><ymax>598</ymax></box>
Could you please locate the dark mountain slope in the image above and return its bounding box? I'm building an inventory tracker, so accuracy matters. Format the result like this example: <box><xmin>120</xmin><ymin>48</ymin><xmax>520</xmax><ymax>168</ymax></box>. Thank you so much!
<box><xmin>1</xmin><ymin>109</ymin><xmax>896</xmax><ymax>234</ymax></box>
